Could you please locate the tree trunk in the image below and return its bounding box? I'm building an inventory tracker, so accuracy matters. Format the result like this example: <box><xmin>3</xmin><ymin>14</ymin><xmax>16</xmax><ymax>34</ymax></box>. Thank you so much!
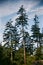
<box><xmin>22</xmin><ymin>26</ymin><xmax>26</xmax><ymax>65</ymax></box>
<box><xmin>10</xmin><ymin>34</ymin><xmax>13</xmax><ymax>61</ymax></box>
<box><xmin>11</xmin><ymin>50</ymin><xmax>13</xmax><ymax>61</ymax></box>
<box><xmin>24</xmin><ymin>44</ymin><xmax>26</xmax><ymax>65</ymax></box>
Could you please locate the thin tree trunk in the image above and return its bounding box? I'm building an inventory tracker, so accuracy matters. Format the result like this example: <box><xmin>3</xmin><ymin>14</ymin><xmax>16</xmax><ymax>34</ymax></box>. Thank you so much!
<box><xmin>11</xmin><ymin>50</ymin><xmax>13</xmax><ymax>61</ymax></box>
<box><xmin>22</xmin><ymin>26</ymin><xmax>26</xmax><ymax>65</ymax></box>
<box><xmin>24</xmin><ymin>43</ymin><xmax>26</xmax><ymax>65</ymax></box>
<box><xmin>39</xmin><ymin>39</ymin><xmax>42</xmax><ymax>56</ymax></box>
<box><xmin>10</xmin><ymin>34</ymin><xmax>13</xmax><ymax>61</ymax></box>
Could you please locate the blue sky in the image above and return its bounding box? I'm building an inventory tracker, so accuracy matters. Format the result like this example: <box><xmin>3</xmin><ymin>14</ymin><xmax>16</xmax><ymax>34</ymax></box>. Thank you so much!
<box><xmin>0</xmin><ymin>0</ymin><xmax>43</xmax><ymax>44</ymax></box>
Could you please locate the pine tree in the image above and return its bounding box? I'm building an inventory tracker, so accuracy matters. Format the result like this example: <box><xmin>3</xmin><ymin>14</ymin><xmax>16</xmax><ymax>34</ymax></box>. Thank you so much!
<box><xmin>31</xmin><ymin>15</ymin><xmax>40</xmax><ymax>48</ymax></box>
<box><xmin>41</xmin><ymin>28</ymin><xmax>43</xmax><ymax>45</ymax></box>
<box><xmin>31</xmin><ymin>15</ymin><xmax>43</xmax><ymax>60</ymax></box>
<box><xmin>3</xmin><ymin>20</ymin><xmax>13</xmax><ymax>47</ymax></box>
<box><xmin>3</xmin><ymin>20</ymin><xmax>19</xmax><ymax>61</ymax></box>
<box><xmin>16</xmin><ymin>5</ymin><xmax>28</xmax><ymax>65</ymax></box>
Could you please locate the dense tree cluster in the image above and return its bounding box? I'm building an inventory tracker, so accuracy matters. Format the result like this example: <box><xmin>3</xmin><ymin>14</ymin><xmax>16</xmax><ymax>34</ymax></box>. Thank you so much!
<box><xmin>0</xmin><ymin>5</ymin><xmax>43</xmax><ymax>65</ymax></box>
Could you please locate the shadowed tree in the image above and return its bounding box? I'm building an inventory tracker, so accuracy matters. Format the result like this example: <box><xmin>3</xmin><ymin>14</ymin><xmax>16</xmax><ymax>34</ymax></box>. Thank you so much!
<box><xmin>0</xmin><ymin>44</ymin><xmax>3</xmax><ymax>65</ymax></box>
<box><xmin>3</xmin><ymin>20</ymin><xmax>19</xmax><ymax>61</ymax></box>
<box><xmin>16</xmin><ymin>5</ymin><xmax>29</xmax><ymax>65</ymax></box>
<box><xmin>41</xmin><ymin>28</ymin><xmax>43</xmax><ymax>46</ymax></box>
<box><xmin>31</xmin><ymin>15</ymin><xmax>43</xmax><ymax>60</ymax></box>
<box><xmin>31</xmin><ymin>15</ymin><xmax>40</xmax><ymax>48</ymax></box>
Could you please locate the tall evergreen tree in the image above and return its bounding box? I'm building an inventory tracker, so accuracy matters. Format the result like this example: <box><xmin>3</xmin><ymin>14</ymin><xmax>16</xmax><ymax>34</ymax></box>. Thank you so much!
<box><xmin>31</xmin><ymin>15</ymin><xmax>40</xmax><ymax>48</ymax></box>
<box><xmin>3</xmin><ymin>20</ymin><xmax>13</xmax><ymax>47</ymax></box>
<box><xmin>3</xmin><ymin>20</ymin><xmax>19</xmax><ymax>61</ymax></box>
<box><xmin>42</xmin><ymin>28</ymin><xmax>43</xmax><ymax>45</ymax></box>
<box><xmin>40</xmin><ymin>28</ymin><xmax>43</xmax><ymax>53</ymax></box>
<box><xmin>31</xmin><ymin>15</ymin><xmax>43</xmax><ymax>60</ymax></box>
<box><xmin>16</xmin><ymin>5</ymin><xmax>28</xmax><ymax>65</ymax></box>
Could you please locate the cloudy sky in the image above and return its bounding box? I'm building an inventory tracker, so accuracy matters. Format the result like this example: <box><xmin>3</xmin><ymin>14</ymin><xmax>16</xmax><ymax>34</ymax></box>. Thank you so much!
<box><xmin>0</xmin><ymin>0</ymin><xmax>43</xmax><ymax>43</ymax></box>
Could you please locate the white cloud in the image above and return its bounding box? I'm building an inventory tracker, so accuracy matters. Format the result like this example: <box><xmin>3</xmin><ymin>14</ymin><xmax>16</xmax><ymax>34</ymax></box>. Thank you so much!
<box><xmin>0</xmin><ymin>19</ymin><xmax>5</xmax><ymax>31</ymax></box>
<box><xmin>0</xmin><ymin>33</ymin><xmax>3</xmax><ymax>42</ymax></box>
<box><xmin>12</xmin><ymin>14</ymin><xmax>18</xmax><ymax>26</ymax></box>
<box><xmin>2</xmin><ymin>42</ymin><xmax>5</xmax><ymax>46</ymax></box>
<box><xmin>0</xmin><ymin>18</ymin><xmax>5</xmax><ymax>42</ymax></box>
<box><xmin>0</xmin><ymin>0</ymin><xmax>40</xmax><ymax>17</ymax></box>
<box><xmin>28</xmin><ymin>6</ymin><xmax>43</xmax><ymax>19</ymax></box>
<box><xmin>30</xmin><ymin>6</ymin><xmax>43</xmax><ymax>15</ymax></box>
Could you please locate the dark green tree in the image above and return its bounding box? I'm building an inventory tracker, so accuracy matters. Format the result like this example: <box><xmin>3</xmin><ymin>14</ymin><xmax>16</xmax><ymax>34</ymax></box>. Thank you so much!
<box><xmin>0</xmin><ymin>45</ymin><xmax>4</xmax><ymax>65</ymax></box>
<box><xmin>3</xmin><ymin>20</ymin><xmax>19</xmax><ymax>61</ymax></box>
<box><xmin>41</xmin><ymin>28</ymin><xmax>43</xmax><ymax>46</ymax></box>
<box><xmin>31</xmin><ymin>15</ymin><xmax>40</xmax><ymax>48</ymax></box>
<box><xmin>16</xmin><ymin>5</ymin><xmax>28</xmax><ymax>65</ymax></box>
<box><xmin>31</xmin><ymin>15</ymin><xmax>43</xmax><ymax>60</ymax></box>
<box><xmin>23</xmin><ymin>32</ymin><xmax>33</xmax><ymax>55</ymax></box>
<box><xmin>0</xmin><ymin>45</ymin><xmax>12</xmax><ymax>65</ymax></box>
<box><xmin>3</xmin><ymin>20</ymin><xmax>14</xmax><ymax>61</ymax></box>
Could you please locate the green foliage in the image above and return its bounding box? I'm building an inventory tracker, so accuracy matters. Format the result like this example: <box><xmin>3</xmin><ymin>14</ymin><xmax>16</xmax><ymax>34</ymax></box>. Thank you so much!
<box><xmin>35</xmin><ymin>47</ymin><xmax>43</xmax><ymax>60</ymax></box>
<box><xmin>0</xmin><ymin>45</ymin><xmax>4</xmax><ymax>65</ymax></box>
<box><xmin>0</xmin><ymin>45</ymin><xmax>12</xmax><ymax>65</ymax></box>
<box><xmin>31</xmin><ymin>15</ymin><xmax>40</xmax><ymax>41</ymax></box>
<box><xmin>16</xmin><ymin>5</ymin><xmax>28</xmax><ymax>26</ymax></box>
<box><xmin>0</xmin><ymin>44</ymin><xmax>43</xmax><ymax>65</ymax></box>
<box><xmin>16</xmin><ymin>5</ymin><xmax>29</xmax><ymax>65</ymax></box>
<box><xmin>26</xmin><ymin>56</ymin><xmax>35</xmax><ymax>65</ymax></box>
<box><xmin>3</xmin><ymin>21</ymin><xmax>14</xmax><ymax>46</ymax></box>
<box><xmin>32</xmin><ymin>60</ymin><xmax>43</xmax><ymax>65</ymax></box>
<box><xmin>1</xmin><ymin>5</ymin><xmax>43</xmax><ymax>65</ymax></box>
